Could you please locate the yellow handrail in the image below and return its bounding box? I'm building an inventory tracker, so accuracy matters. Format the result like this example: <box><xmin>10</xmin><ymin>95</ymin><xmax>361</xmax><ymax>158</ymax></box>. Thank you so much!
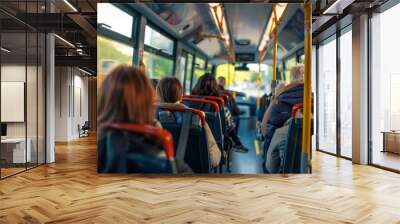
<box><xmin>272</xmin><ymin>5</ymin><xmax>278</xmax><ymax>81</ymax></box>
<box><xmin>302</xmin><ymin>0</ymin><xmax>312</xmax><ymax>166</ymax></box>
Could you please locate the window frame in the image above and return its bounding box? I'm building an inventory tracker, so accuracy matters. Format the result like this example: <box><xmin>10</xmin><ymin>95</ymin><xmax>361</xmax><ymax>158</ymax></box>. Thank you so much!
<box><xmin>368</xmin><ymin>2</ymin><xmax>400</xmax><ymax>173</ymax></box>
<box><xmin>97</xmin><ymin>3</ymin><xmax>138</xmax><ymax>48</ymax></box>
<box><xmin>190</xmin><ymin>55</ymin><xmax>206</xmax><ymax>90</ymax></box>
<box><xmin>143</xmin><ymin>23</ymin><xmax>176</xmax><ymax>60</ymax></box>
<box><xmin>314</xmin><ymin>22</ymin><xmax>353</xmax><ymax>161</ymax></box>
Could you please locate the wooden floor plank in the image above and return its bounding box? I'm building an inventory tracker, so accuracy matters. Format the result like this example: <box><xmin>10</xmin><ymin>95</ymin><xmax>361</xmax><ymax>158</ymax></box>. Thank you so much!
<box><xmin>0</xmin><ymin>136</ymin><xmax>399</xmax><ymax>223</ymax></box>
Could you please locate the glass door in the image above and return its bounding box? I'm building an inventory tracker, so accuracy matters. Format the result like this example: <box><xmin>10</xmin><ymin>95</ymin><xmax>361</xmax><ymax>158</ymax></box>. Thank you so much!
<box><xmin>339</xmin><ymin>28</ymin><xmax>352</xmax><ymax>158</ymax></box>
<box><xmin>0</xmin><ymin>2</ymin><xmax>47</xmax><ymax>179</ymax></box>
<box><xmin>370</xmin><ymin>3</ymin><xmax>400</xmax><ymax>171</ymax></box>
<box><xmin>317</xmin><ymin>36</ymin><xmax>337</xmax><ymax>155</ymax></box>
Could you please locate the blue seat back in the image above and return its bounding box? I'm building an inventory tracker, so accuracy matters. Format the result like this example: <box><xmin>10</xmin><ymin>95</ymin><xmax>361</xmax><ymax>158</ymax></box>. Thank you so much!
<box><xmin>156</xmin><ymin>107</ymin><xmax>212</xmax><ymax>173</ymax></box>
<box><xmin>281</xmin><ymin>105</ymin><xmax>312</xmax><ymax>174</ymax></box>
<box><xmin>98</xmin><ymin>127</ymin><xmax>175</xmax><ymax>174</ymax></box>
<box><xmin>182</xmin><ymin>100</ymin><xmax>224</xmax><ymax>151</ymax></box>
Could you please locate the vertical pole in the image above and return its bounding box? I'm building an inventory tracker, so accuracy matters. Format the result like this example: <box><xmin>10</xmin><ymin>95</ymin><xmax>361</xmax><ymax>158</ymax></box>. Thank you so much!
<box><xmin>273</xmin><ymin>29</ymin><xmax>278</xmax><ymax>81</ymax></box>
<box><xmin>336</xmin><ymin>29</ymin><xmax>341</xmax><ymax>157</ymax></box>
<box><xmin>134</xmin><ymin>16</ymin><xmax>147</xmax><ymax>67</ymax></box>
<box><xmin>272</xmin><ymin>5</ymin><xmax>278</xmax><ymax>81</ymax></box>
<box><xmin>273</xmin><ymin>36</ymin><xmax>278</xmax><ymax>80</ymax></box>
<box><xmin>302</xmin><ymin>0</ymin><xmax>312</xmax><ymax>168</ymax></box>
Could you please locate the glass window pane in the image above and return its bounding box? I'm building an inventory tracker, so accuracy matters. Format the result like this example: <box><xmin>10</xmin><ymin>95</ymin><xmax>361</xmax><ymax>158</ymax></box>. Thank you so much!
<box><xmin>177</xmin><ymin>55</ymin><xmax>186</xmax><ymax>84</ymax></box>
<box><xmin>27</xmin><ymin>32</ymin><xmax>38</xmax><ymax>169</ymax></box>
<box><xmin>206</xmin><ymin>63</ymin><xmax>213</xmax><ymax>73</ymax></box>
<box><xmin>312</xmin><ymin>46</ymin><xmax>317</xmax><ymax>151</ymax></box>
<box><xmin>97</xmin><ymin>36</ymin><xmax>133</xmax><ymax>76</ymax></box>
<box><xmin>98</xmin><ymin>3</ymin><xmax>133</xmax><ymax>38</ymax></box>
<box><xmin>1</xmin><ymin>31</ymin><xmax>28</xmax><ymax>177</ymax></box>
<box><xmin>185</xmin><ymin>54</ymin><xmax>193</xmax><ymax>95</ymax></box>
<box><xmin>284</xmin><ymin>57</ymin><xmax>297</xmax><ymax>82</ymax></box>
<box><xmin>300</xmin><ymin>54</ymin><xmax>305</xmax><ymax>63</ymax></box>
<box><xmin>371</xmin><ymin>4</ymin><xmax>400</xmax><ymax>171</ymax></box>
<box><xmin>143</xmin><ymin>51</ymin><xmax>173</xmax><ymax>79</ymax></box>
<box><xmin>38</xmin><ymin>33</ymin><xmax>46</xmax><ymax>165</ymax></box>
<box><xmin>216</xmin><ymin>63</ymin><xmax>271</xmax><ymax>98</ymax></box>
<box><xmin>340</xmin><ymin>30</ymin><xmax>352</xmax><ymax>158</ymax></box>
<box><xmin>318</xmin><ymin>37</ymin><xmax>337</xmax><ymax>154</ymax></box>
<box><xmin>144</xmin><ymin>26</ymin><xmax>174</xmax><ymax>55</ymax></box>
<box><xmin>192</xmin><ymin>57</ymin><xmax>206</xmax><ymax>88</ymax></box>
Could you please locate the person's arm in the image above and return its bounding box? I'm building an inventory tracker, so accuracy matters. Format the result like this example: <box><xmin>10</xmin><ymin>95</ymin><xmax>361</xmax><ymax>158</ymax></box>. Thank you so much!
<box><xmin>204</xmin><ymin>124</ymin><xmax>221</xmax><ymax>167</ymax></box>
<box><xmin>231</xmin><ymin>98</ymin><xmax>240</xmax><ymax>116</ymax></box>
<box><xmin>153</xmin><ymin>120</ymin><xmax>162</xmax><ymax>128</ymax></box>
<box><xmin>261</xmin><ymin>98</ymin><xmax>276</xmax><ymax>136</ymax></box>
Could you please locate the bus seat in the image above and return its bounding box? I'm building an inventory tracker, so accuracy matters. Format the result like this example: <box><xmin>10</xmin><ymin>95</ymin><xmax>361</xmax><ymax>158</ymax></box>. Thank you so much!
<box><xmin>220</xmin><ymin>93</ymin><xmax>229</xmax><ymax>103</ymax></box>
<box><xmin>185</xmin><ymin>95</ymin><xmax>227</xmax><ymax>134</ymax></box>
<box><xmin>182</xmin><ymin>98</ymin><xmax>224</xmax><ymax>149</ymax></box>
<box><xmin>182</xmin><ymin>97</ymin><xmax>227</xmax><ymax>173</ymax></box>
<box><xmin>156</xmin><ymin>105</ymin><xmax>212</xmax><ymax>173</ymax></box>
<box><xmin>282</xmin><ymin>104</ymin><xmax>312</xmax><ymax>174</ymax></box>
<box><xmin>184</xmin><ymin>95</ymin><xmax>233</xmax><ymax>172</ymax></box>
<box><xmin>97</xmin><ymin>123</ymin><xmax>177</xmax><ymax>174</ymax></box>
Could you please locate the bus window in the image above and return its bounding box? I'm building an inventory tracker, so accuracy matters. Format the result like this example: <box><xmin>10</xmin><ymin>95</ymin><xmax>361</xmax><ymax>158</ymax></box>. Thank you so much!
<box><xmin>299</xmin><ymin>54</ymin><xmax>305</xmax><ymax>63</ymax></box>
<box><xmin>144</xmin><ymin>26</ymin><xmax>174</xmax><ymax>55</ymax></box>
<box><xmin>143</xmin><ymin>51</ymin><xmax>173</xmax><ymax>79</ymax></box>
<box><xmin>284</xmin><ymin>57</ymin><xmax>297</xmax><ymax>82</ymax></box>
<box><xmin>192</xmin><ymin>57</ymin><xmax>205</xmax><ymax>87</ymax></box>
<box><xmin>184</xmin><ymin>54</ymin><xmax>193</xmax><ymax>94</ymax></box>
<box><xmin>216</xmin><ymin>63</ymin><xmax>272</xmax><ymax>98</ymax></box>
<box><xmin>206</xmin><ymin>62</ymin><xmax>213</xmax><ymax>73</ymax></box>
<box><xmin>143</xmin><ymin>25</ymin><xmax>174</xmax><ymax>78</ymax></box>
<box><xmin>97</xmin><ymin>3</ymin><xmax>134</xmax><ymax>38</ymax></box>
<box><xmin>97</xmin><ymin>36</ymin><xmax>133</xmax><ymax>76</ymax></box>
<box><xmin>177</xmin><ymin>55</ymin><xmax>186</xmax><ymax>83</ymax></box>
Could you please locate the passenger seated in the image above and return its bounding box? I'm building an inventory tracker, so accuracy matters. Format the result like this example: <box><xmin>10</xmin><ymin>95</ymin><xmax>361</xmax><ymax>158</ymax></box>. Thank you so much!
<box><xmin>97</xmin><ymin>65</ymin><xmax>164</xmax><ymax>173</ymax></box>
<box><xmin>151</xmin><ymin>78</ymin><xmax>160</xmax><ymax>89</ymax></box>
<box><xmin>192</xmin><ymin>74</ymin><xmax>249</xmax><ymax>153</ymax></box>
<box><xmin>262</xmin><ymin>64</ymin><xmax>305</xmax><ymax>173</ymax></box>
<box><xmin>217</xmin><ymin>76</ymin><xmax>241</xmax><ymax>132</ymax></box>
<box><xmin>156</xmin><ymin>77</ymin><xmax>221</xmax><ymax>168</ymax></box>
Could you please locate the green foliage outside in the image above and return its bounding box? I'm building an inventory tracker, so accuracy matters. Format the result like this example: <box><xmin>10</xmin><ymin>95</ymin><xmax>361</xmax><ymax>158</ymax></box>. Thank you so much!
<box><xmin>97</xmin><ymin>36</ymin><xmax>133</xmax><ymax>65</ymax></box>
<box><xmin>143</xmin><ymin>51</ymin><xmax>173</xmax><ymax>79</ymax></box>
<box><xmin>97</xmin><ymin>36</ymin><xmax>133</xmax><ymax>76</ymax></box>
<box><xmin>284</xmin><ymin>57</ymin><xmax>297</xmax><ymax>82</ymax></box>
<box><xmin>192</xmin><ymin>57</ymin><xmax>206</xmax><ymax>86</ymax></box>
<box><xmin>216</xmin><ymin>64</ymin><xmax>273</xmax><ymax>96</ymax></box>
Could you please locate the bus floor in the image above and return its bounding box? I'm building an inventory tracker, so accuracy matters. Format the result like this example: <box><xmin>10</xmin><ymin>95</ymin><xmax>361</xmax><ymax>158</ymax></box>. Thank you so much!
<box><xmin>230</xmin><ymin>117</ymin><xmax>264</xmax><ymax>174</ymax></box>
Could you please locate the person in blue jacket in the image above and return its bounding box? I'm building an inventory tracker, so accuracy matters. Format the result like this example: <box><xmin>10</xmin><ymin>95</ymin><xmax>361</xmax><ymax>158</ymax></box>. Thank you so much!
<box><xmin>261</xmin><ymin>64</ymin><xmax>305</xmax><ymax>172</ymax></box>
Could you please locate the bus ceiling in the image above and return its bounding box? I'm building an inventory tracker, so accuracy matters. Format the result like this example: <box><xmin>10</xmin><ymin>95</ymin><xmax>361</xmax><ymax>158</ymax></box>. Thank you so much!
<box><xmin>136</xmin><ymin>3</ymin><xmax>305</xmax><ymax>66</ymax></box>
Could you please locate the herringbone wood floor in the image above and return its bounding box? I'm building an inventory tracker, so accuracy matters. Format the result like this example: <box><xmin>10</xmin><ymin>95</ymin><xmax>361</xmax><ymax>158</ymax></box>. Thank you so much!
<box><xmin>1</xmin><ymin>136</ymin><xmax>400</xmax><ymax>223</ymax></box>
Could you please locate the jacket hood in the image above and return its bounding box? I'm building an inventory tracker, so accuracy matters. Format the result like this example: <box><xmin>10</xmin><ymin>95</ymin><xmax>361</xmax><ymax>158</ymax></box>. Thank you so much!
<box><xmin>277</xmin><ymin>83</ymin><xmax>304</xmax><ymax>106</ymax></box>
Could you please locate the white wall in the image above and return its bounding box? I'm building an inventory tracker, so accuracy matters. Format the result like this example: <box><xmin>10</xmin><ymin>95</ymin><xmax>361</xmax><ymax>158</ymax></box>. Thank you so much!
<box><xmin>55</xmin><ymin>67</ymin><xmax>89</xmax><ymax>141</ymax></box>
<box><xmin>1</xmin><ymin>65</ymin><xmax>35</xmax><ymax>137</ymax></box>
<box><xmin>1</xmin><ymin>63</ymin><xmax>46</xmax><ymax>164</ymax></box>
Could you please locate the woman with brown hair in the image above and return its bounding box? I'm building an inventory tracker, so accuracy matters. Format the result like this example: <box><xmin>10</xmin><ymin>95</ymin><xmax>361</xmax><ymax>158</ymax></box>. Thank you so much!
<box><xmin>98</xmin><ymin>65</ymin><xmax>158</xmax><ymax>129</ymax></box>
<box><xmin>191</xmin><ymin>73</ymin><xmax>221</xmax><ymax>97</ymax></box>
<box><xmin>192</xmin><ymin>73</ymin><xmax>249</xmax><ymax>153</ymax></box>
<box><xmin>156</xmin><ymin>77</ymin><xmax>221</xmax><ymax>168</ymax></box>
<box><xmin>97</xmin><ymin>65</ymin><xmax>163</xmax><ymax>173</ymax></box>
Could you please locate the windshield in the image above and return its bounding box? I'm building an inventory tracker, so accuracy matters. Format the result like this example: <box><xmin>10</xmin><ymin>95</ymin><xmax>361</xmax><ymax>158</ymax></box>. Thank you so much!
<box><xmin>216</xmin><ymin>63</ymin><xmax>272</xmax><ymax>98</ymax></box>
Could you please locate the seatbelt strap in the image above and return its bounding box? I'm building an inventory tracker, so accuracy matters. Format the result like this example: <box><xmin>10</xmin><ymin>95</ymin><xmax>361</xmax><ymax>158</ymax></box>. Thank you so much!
<box><xmin>176</xmin><ymin>110</ymin><xmax>192</xmax><ymax>161</ymax></box>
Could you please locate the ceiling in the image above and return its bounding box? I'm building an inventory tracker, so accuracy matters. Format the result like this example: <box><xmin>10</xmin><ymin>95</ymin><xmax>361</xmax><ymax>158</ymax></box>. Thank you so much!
<box><xmin>145</xmin><ymin>3</ymin><xmax>304</xmax><ymax>65</ymax></box>
<box><xmin>1</xmin><ymin>0</ymin><xmax>381</xmax><ymax>70</ymax></box>
<box><xmin>224</xmin><ymin>4</ymin><xmax>272</xmax><ymax>54</ymax></box>
<box><xmin>0</xmin><ymin>0</ymin><xmax>98</xmax><ymax>73</ymax></box>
